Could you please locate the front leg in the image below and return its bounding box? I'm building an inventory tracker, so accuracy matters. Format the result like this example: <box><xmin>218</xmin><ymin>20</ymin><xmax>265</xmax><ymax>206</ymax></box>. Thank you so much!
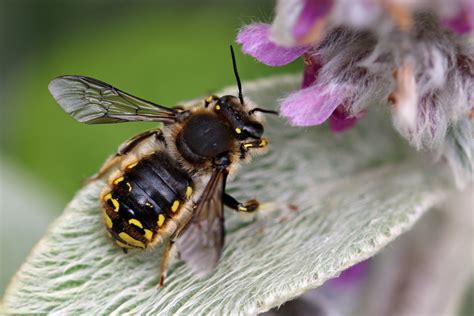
<box><xmin>215</xmin><ymin>153</ymin><xmax>259</xmax><ymax>213</ymax></box>
<box><xmin>224</xmin><ymin>193</ymin><xmax>259</xmax><ymax>213</ymax></box>
<box><xmin>240</xmin><ymin>137</ymin><xmax>268</xmax><ymax>159</ymax></box>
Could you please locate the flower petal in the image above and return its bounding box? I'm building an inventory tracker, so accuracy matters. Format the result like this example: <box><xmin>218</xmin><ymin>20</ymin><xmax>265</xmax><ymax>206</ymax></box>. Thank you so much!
<box><xmin>293</xmin><ymin>0</ymin><xmax>333</xmax><ymax>45</ymax></box>
<box><xmin>237</xmin><ymin>24</ymin><xmax>309</xmax><ymax>66</ymax></box>
<box><xmin>302</xmin><ymin>53</ymin><xmax>322</xmax><ymax>88</ymax></box>
<box><xmin>442</xmin><ymin>6</ymin><xmax>474</xmax><ymax>34</ymax></box>
<box><xmin>439</xmin><ymin>0</ymin><xmax>474</xmax><ymax>34</ymax></box>
<box><xmin>327</xmin><ymin>260</ymin><xmax>370</xmax><ymax>288</ymax></box>
<box><xmin>329</xmin><ymin>108</ymin><xmax>360</xmax><ymax>133</ymax></box>
<box><xmin>280</xmin><ymin>84</ymin><xmax>346</xmax><ymax>126</ymax></box>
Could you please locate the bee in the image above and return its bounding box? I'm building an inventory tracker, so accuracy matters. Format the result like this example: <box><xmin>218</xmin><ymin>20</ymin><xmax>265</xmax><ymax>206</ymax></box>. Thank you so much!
<box><xmin>48</xmin><ymin>46</ymin><xmax>277</xmax><ymax>286</ymax></box>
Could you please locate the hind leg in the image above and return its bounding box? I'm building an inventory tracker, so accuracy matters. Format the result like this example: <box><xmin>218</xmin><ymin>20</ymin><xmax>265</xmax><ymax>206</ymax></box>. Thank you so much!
<box><xmin>159</xmin><ymin>239</ymin><xmax>174</xmax><ymax>287</ymax></box>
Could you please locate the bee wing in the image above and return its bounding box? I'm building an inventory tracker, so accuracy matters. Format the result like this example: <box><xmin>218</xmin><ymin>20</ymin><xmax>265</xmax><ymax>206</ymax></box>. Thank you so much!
<box><xmin>48</xmin><ymin>75</ymin><xmax>177</xmax><ymax>124</ymax></box>
<box><xmin>176</xmin><ymin>168</ymin><xmax>227</xmax><ymax>277</ymax></box>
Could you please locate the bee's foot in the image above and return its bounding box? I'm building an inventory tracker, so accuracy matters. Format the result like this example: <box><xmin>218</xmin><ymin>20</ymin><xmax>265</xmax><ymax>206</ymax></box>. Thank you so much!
<box><xmin>159</xmin><ymin>274</ymin><xmax>166</xmax><ymax>288</ymax></box>
<box><xmin>238</xmin><ymin>199</ymin><xmax>259</xmax><ymax>213</ymax></box>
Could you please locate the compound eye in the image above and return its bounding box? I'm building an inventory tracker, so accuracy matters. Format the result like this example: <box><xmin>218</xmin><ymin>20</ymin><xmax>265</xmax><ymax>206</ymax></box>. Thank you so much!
<box><xmin>242</xmin><ymin>122</ymin><xmax>263</xmax><ymax>139</ymax></box>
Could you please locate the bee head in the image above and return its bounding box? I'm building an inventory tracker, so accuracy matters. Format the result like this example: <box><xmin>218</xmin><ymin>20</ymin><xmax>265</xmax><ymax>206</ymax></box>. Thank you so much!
<box><xmin>213</xmin><ymin>46</ymin><xmax>277</xmax><ymax>141</ymax></box>
<box><xmin>214</xmin><ymin>95</ymin><xmax>264</xmax><ymax>140</ymax></box>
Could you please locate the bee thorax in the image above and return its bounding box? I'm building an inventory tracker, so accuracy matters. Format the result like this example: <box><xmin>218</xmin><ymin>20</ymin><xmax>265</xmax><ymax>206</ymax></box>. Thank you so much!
<box><xmin>176</xmin><ymin>113</ymin><xmax>234</xmax><ymax>164</ymax></box>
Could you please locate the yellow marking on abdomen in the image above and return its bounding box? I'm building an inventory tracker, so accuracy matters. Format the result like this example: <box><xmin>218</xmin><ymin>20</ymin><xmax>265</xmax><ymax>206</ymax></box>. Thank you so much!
<box><xmin>118</xmin><ymin>232</ymin><xmax>145</xmax><ymax>248</ymax></box>
<box><xmin>104</xmin><ymin>193</ymin><xmax>120</xmax><ymax>212</ymax></box>
<box><xmin>185</xmin><ymin>186</ymin><xmax>193</xmax><ymax>199</ymax></box>
<box><xmin>157</xmin><ymin>214</ymin><xmax>165</xmax><ymax>227</ymax></box>
<box><xmin>126</xmin><ymin>161</ymin><xmax>138</xmax><ymax>169</ymax></box>
<box><xmin>113</xmin><ymin>176</ymin><xmax>124</xmax><ymax>185</ymax></box>
<box><xmin>128</xmin><ymin>218</ymin><xmax>143</xmax><ymax>229</ymax></box>
<box><xmin>171</xmin><ymin>200</ymin><xmax>180</xmax><ymax>212</ymax></box>
<box><xmin>144</xmin><ymin>229</ymin><xmax>153</xmax><ymax>242</ymax></box>
<box><xmin>115</xmin><ymin>240</ymin><xmax>133</xmax><ymax>249</ymax></box>
<box><xmin>103</xmin><ymin>212</ymin><xmax>113</xmax><ymax>228</ymax></box>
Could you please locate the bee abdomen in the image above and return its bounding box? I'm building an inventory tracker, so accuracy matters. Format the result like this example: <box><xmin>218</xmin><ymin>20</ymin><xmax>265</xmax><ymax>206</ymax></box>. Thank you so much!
<box><xmin>102</xmin><ymin>151</ymin><xmax>193</xmax><ymax>249</ymax></box>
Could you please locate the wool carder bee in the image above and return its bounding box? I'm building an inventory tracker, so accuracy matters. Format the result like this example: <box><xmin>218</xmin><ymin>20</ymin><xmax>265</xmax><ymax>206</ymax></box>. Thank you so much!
<box><xmin>48</xmin><ymin>46</ymin><xmax>276</xmax><ymax>286</ymax></box>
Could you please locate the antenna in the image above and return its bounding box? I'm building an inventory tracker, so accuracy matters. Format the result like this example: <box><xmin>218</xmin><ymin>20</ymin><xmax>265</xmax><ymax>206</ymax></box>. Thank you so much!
<box><xmin>248</xmin><ymin>107</ymin><xmax>279</xmax><ymax>116</ymax></box>
<box><xmin>230</xmin><ymin>45</ymin><xmax>244</xmax><ymax>105</ymax></box>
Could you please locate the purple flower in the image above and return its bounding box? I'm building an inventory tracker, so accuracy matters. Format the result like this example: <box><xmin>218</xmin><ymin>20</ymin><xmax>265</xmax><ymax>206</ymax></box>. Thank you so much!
<box><xmin>236</xmin><ymin>24</ymin><xmax>309</xmax><ymax>66</ymax></box>
<box><xmin>292</xmin><ymin>0</ymin><xmax>333</xmax><ymax>45</ymax></box>
<box><xmin>329</xmin><ymin>107</ymin><xmax>362</xmax><ymax>134</ymax></box>
<box><xmin>440</xmin><ymin>0</ymin><xmax>474</xmax><ymax>35</ymax></box>
<box><xmin>327</xmin><ymin>260</ymin><xmax>370</xmax><ymax>288</ymax></box>
<box><xmin>301</xmin><ymin>53</ymin><xmax>362</xmax><ymax>133</ymax></box>
<box><xmin>280</xmin><ymin>82</ymin><xmax>347</xmax><ymax>127</ymax></box>
<box><xmin>237</xmin><ymin>0</ymin><xmax>473</xmax><ymax>187</ymax></box>
<box><xmin>279</xmin><ymin>52</ymin><xmax>358</xmax><ymax>131</ymax></box>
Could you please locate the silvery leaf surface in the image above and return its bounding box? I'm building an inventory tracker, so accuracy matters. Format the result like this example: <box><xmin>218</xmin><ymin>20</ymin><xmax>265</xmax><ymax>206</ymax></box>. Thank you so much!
<box><xmin>1</xmin><ymin>75</ymin><xmax>450</xmax><ymax>315</ymax></box>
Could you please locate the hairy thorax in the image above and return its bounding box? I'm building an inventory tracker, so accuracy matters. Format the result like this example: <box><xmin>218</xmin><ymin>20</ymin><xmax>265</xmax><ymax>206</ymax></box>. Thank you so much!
<box><xmin>176</xmin><ymin>112</ymin><xmax>235</xmax><ymax>165</ymax></box>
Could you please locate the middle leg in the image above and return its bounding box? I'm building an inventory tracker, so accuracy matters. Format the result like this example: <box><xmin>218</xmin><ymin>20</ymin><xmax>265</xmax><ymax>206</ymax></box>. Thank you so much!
<box><xmin>223</xmin><ymin>193</ymin><xmax>259</xmax><ymax>213</ymax></box>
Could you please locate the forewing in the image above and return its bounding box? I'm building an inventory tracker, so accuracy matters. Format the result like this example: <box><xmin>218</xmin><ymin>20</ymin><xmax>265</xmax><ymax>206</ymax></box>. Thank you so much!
<box><xmin>48</xmin><ymin>75</ymin><xmax>177</xmax><ymax>124</ymax></box>
<box><xmin>176</xmin><ymin>168</ymin><xmax>227</xmax><ymax>277</ymax></box>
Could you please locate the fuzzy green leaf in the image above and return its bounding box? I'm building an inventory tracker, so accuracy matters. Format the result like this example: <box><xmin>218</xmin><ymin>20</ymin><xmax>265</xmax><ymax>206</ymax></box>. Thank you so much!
<box><xmin>1</xmin><ymin>75</ymin><xmax>450</xmax><ymax>314</ymax></box>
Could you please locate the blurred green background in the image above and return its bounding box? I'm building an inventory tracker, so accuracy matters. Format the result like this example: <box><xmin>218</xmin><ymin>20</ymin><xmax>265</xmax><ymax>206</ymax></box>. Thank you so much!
<box><xmin>0</xmin><ymin>0</ymin><xmax>301</xmax><ymax>295</ymax></box>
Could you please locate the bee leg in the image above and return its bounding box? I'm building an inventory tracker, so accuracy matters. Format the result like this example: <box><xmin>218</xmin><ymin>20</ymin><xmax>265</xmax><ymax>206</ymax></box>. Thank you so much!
<box><xmin>240</xmin><ymin>137</ymin><xmax>268</xmax><ymax>154</ymax></box>
<box><xmin>159</xmin><ymin>239</ymin><xmax>174</xmax><ymax>288</ymax></box>
<box><xmin>117</xmin><ymin>128</ymin><xmax>164</xmax><ymax>155</ymax></box>
<box><xmin>224</xmin><ymin>193</ymin><xmax>259</xmax><ymax>213</ymax></box>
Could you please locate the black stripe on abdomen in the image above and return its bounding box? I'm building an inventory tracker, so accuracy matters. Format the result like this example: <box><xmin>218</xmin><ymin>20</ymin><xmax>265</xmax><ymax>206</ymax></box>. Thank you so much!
<box><xmin>145</xmin><ymin>153</ymin><xmax>191</xmax><ymax>197</ymax></box>
<box><xmin>114</xmin><ymin>152</ymin><xmax>192</xmax><ymax>229</ymax></box>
